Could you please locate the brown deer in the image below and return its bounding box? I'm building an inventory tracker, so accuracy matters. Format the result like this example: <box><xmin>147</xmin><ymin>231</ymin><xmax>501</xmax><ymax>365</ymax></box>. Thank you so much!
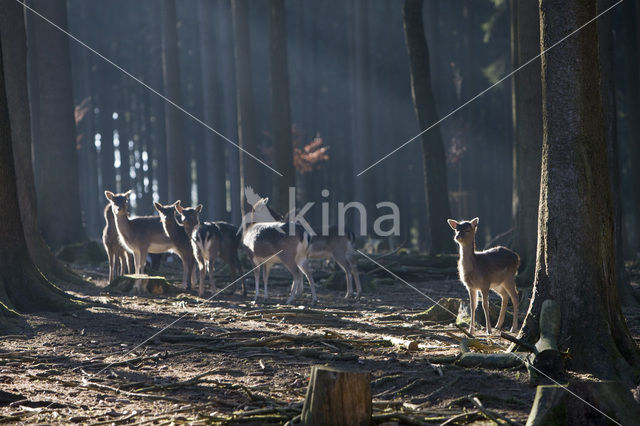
<box><xmin>308</xmin><ymin>226</ymin><xmax>362</xmax><ymax>299</ymax></box>
<box><xmin>102</xmin><ymin>203</ymin><xmax>132</xmax><ymax>282</ymax></box>
<box><xmin>175</xmin><ymin>202</ymin><xmax>246</xmax><ymax>298</ymax></box>
<box><xmin>104</xmin><ymin>190</ymin><xmax>194</xmax><ymax>290</ymax></box>
<box><xmin>447</xmin><ymin>218</ymin><xmax>519</xmax><ymax>335</ymax></box>
<box><xmin>242</xmin><ymin>188</ymin><xmax>316</xmax><ymax>305</ymax></box>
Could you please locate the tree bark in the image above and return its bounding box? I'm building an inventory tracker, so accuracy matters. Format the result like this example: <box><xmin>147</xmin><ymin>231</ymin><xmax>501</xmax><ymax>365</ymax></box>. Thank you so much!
<box><xmin>268</xmin><ymin>0</ymin><xmax>295</xmax><ymax>213</ymax></box>
<box><xmin>0</xmin><ymin>20</ymin><xmax>75</xmax><ymax>322</ymax></box>
<box><xmin>402</xmin><ymin>0</ymin><xmax>454</xmax><ymax>254</ymax></box>
<box><xmin>519</xmin><ymin>0</ymin><xmax>640</xmax><ymax>380</ymax></box>
<box><xmin>29</xmin><ymin>0</ymin><xmax>86</xmax><ymax>248</ymax></box>
<box><xmin>231</xmin><ymin>0</ymin><xmax>261</xmax><ymax>214</ymax></box>
<box><xmin>161</xmin><ymin>0</ymin><xmax>189</xmax><ymax>204</ymax></box>
<box><xmin>511</xmin><ymin>0</ymin><xmax>542</xmax><ymax>286</ymax></box>
<box><xmin>0</xmin><ymin>0</ymin><xmax>84</xmax><ymax>285</ymax></box>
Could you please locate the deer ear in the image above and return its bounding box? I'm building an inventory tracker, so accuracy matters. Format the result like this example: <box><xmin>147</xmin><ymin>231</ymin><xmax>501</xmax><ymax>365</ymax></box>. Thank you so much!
<box><xmin>105</xmin><ymin>190</ymin><xmax>115</xmax><ymax>201</ymax></box>
<box><xmin>471</xmin><ymin>217</ymin><xmax>479</xmax><ymax>228</ymax></box>
<box><xmin>196</xmin><ymin>204</ymin><xmax>203</xmax><ymax>213</ymax></box>
<box><xmin>123</xmin><ymin>189</ymin><xmax>132</xmax><ymax>197</ymax></box>
<box><xmin>262</xmin><ymin>197</ymin><xmax>269</xmax><ymax>204</ymax></box>
<box><xmin>175</xmin><ymin>203</ymin><xmax>184</xmax><ymax>214</ymax></box>
<box><xmin>153</xmin><ymin>202</ymin><xmax>162</xmax><ymax>211</ymax></box>
<box><xmin>447</xmin><ymin>219</ymin><xmax>458</xmax><ymax>230</ymax></box>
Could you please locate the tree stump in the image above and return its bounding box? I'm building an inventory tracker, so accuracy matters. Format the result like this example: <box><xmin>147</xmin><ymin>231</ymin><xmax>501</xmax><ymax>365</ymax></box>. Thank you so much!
<box><xmin>527</xmin><ymin>300</ymin><xmax>563</xmax><ymax>384</ymax></box>
<box><xmin>526</xmin><ymin>381</ymin><xmax>640</xmax><ymax>426</ymax></box>
<box><xmin>300</xmin><ymin>365</ymin><xmax>371</xmax><ymax>426</ymax></box>
<box><xmin>104</xmin><ymin>275</ymin><xmax>180</xmax><ymax>296</ymax></box>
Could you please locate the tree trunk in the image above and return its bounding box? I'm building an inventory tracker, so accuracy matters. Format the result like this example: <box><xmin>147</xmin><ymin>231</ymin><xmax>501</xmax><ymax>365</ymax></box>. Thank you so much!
<box><xmin>231</xmin><ymin>0</ymin><xmax>261</xmax><ymax>214</ymax></box>
<box><xmin>598</xmin><ymin>0</ymin><xmax>638</xmax><ymax>306</ymax></box>
<box><xmin>0</xmin><ymin>0</ymin><xmax>84</xmax><ymax>285</ymax></box>
<box><xmin>29</xmin><ymin>0</ymin><xmax>86</xmax><ymax>248</ymax></box>
<box><xmin>0</xmin><ymin>20</ymin><xmax>75</xmax><ymax>323</ymax></box>
<box><xmin>198</xmin><ymin>0</ymin><xmax>227</xmax><ymax>219</ymax></box>
<box><xmin>268</xmin><ymin>0</ymin><xmax>295</xmax><ymax>213</ymax></box>
<box><xmin>161</xmin><ymin>0</ymin><xmax>189</xmax><ymax>204</ymax></box>
<box><xmin>519</xmin><ymin>0</ymin><xmax>640</xmax><ymax>380</ymax></box>
<box><xmin>511</xmin><ymin>0</ymin><xmax>542</xmax><ymax>286</ymax></box>
<box><xmin>402</xmin><ymin>0</ymin><xmax>454</xmax><ymax>254</ymax></box>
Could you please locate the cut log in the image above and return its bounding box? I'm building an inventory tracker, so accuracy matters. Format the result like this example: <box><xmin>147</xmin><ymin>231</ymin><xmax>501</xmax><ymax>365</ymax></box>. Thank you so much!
<box><xmin>301</xmin><ymin>365</ymin><xmax>371</xmax><ymax>426</ymax></box>
<box><xmin>456</xmin><ymin>352</ymin><xmax>526</xmax><ymax>369</ymax></box>
<box><xmin>104</xmin><ymin>275</ymin><xmax>180</xmax><ymax>296</ymax></box>
<box><xmin>526</xmin><ymin>381</ymin><xmax>640</xmax><ymax>426</ymax></box>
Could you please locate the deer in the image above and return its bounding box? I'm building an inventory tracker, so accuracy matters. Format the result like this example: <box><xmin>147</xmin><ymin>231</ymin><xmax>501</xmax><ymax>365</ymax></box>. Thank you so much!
<box><xmin>174</xmin><ymin>202</ymin><xmax>246</xmax><ymax>298</ymax></box>
<box><xmin>104</xmin><ymin>190</ymin><xmax>194</xmax><ymax>290</ymax></box>
<box><xmin>241</xmin><ymin>188</ymin><xmax>317</xmax><ymax>305</ymax></box>
<box><xmin>102</xmin><ymin>203</ymin><xmax>132</xmax><ymax>282</ymax></box>
<box><xmin>447</xmin><ymin>217</ymin><xmax>520</xmax><ymax>335</ymax></box>
<box><xmin>307</xmin><ymin>226</ymin><xmax>362</xmax><ymax>299</ymax></box>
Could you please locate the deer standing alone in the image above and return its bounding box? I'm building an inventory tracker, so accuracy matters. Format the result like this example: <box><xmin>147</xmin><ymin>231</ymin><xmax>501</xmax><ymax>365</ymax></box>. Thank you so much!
<box><xmin>447</xmin><ymin>218</ymin><xmax>519</xmax><ymax>335</ymax></box>
<box><xmin>175</xmin><ymin>202</ymin><xmax>246</xmax><ymax>298</ymax></box>
<box><xmin>104</xmin><ymin>190</ymin><xmax>195</xmax><ymax>290</ymax></box>
<box><xmin>242</xmin><ymin>189</ymin><xmax>317</xmax><ymax>305</ymax></box>
<box><xmin>102</xmin><ymin>203</ymin><xmax>132</xmax><ymax>282</ymax></box>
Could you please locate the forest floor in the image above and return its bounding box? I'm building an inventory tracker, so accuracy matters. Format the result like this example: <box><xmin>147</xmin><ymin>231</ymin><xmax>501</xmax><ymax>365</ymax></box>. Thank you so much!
<box><xmin>1</xmin><ymin>253</ymin><xmax>640</xmax><ymax>425</ymax></box>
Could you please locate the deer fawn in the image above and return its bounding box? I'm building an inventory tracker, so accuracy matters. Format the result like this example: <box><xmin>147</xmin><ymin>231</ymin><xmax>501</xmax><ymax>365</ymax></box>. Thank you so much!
<box><xmin>308</xmin><ymin>226</ymin><xmax>362</xmax><ymax>299</ymax></box>
<box><xmin>242</xmin><ymin>189</ymin><xmax>317</xmax><ymax>305</ymax></box>
<box><xmin>102</xmin><ymin>203</ymin><xmax>132</xmax><ymax>282</ymax></box>
<box><xmin>104</xmin><ymin>190</ymin><xmax>194</xmax><ymax>290</ymax></box>
<box><xmin>447</xmin><ymin>218</ymin><xmax>519</xmax><ymax>335</ymax></box>
<box><xmin>175</xmin><ymin>202</ymin><xmax>246</xmax><ymax>298</ymax></box>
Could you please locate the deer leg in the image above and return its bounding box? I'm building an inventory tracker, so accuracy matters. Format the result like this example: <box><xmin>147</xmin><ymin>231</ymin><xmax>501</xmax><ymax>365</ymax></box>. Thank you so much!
<box><xmin>287</xmin><ymin>269</ymin><xmax>303</xmax><ymax>305</ymax></box>
<box><xmin>253</xmin><ymin>263</ymin><xmax>261</xmax><ymax>303</ymax></box>
<box><xmin>297</xmin><ymin>259</ymin><xmax>317</xmax><ymax>305</ymax></box>
<box><xmin>134</xmin><ymin>249</ymin><xmax>145</xmax><ymax>275</ymax></box>
<box><xmin>505</xmin><ymin>280</ymin><xmax>519</xmax><ymax>333</ymax></box>
<box><xmin>480</xmin><ymin>288</ymin><xmax>492</xmax><ymax>335</ymax></box>
<box><xmin>468</xmin><ymin>289</ymin><xmax>478</xmax><ymax>335</ymax></box>
<box><xmin>337</xmin><ymin>261</ymin><xmax>352</xmax><ymax>299</ymax></box>
<box><xmin>350</xmin><ymin>264</ymin><xmax>362</xmax><ymax>299</ymax></box>
<box><xmin>107</xmin><ymin>252</ymin><xmax>114</xmax><ymax>282</ymax></box>
<box><xmin>262</xmin><ymin>264</ymin><xmax>271</xmax><ymax>301</ymax></box>
<box><xmin>495</xmin><ymin>288</ymin><xmax>508</xmax><ymax>330</ymax></box>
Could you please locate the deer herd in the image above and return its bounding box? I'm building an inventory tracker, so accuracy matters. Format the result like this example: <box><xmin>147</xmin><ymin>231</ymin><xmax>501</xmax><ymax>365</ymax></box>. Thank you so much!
<box><xmin>103</xmin><ymin>189</ymin><xmax>520</xmax><ymax>336</ymax></box>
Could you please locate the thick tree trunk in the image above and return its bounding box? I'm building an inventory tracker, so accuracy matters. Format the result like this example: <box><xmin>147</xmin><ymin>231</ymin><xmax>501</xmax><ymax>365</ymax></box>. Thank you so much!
<box><xmin>268</xmin><ymin>0</ymin><xmax>295</xmax><ymax>213</ymax></box>
<box><xmin>0</xmin><ymin>22</ymin><xmax>75</xmax><ymax>322</ymax></box>
<box><xmin>198</xmin><ymin>0</ymin><xmax>227</xmax><ymax>219</ymax></box>
<box><xmin>30</xmin><ymin>0</ymin><xmax>86</xmax><ymax>248</ymax></box>
<box><xmin>161</xmin><ymin>0</ymin><xmax>189</xmax><ymax>204</ymax></box>
<box><xmin>231</xmin><ymin>0</ymin><xmax>261</xmax><ymax>214</ymax></box>
<box><xmin>511</xmin><ymin>0</ymin><xmax>542</xmax><ymax>286</ymax></box>
<box><xmin>0</xmin><ymin>0</ymin><xmax>83</xmax><ymax>285</ymax></box>
<box><xmin>519</xmin><ymin>0</ymin><xmax>640</xmax><ymax>380</ymax></box>
<box><xmin>402</xmin><ymin>0</ymin><xmax>454</xmax><ymax>254</ymax></box>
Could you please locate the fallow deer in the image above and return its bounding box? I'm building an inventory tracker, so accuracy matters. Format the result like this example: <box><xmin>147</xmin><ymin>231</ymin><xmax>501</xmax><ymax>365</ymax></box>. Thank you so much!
<box><xmin>102</xmin><ymin>203</ymin><xmax>132</xmax><ymax>282</ymax></box>
<box><xmin>242</xmin><ymin>188</ymin><xmax>316</xmax><ymax>305</ymax></box>
<box><xmin>447</xmin><ymin>217</ymin><xmax>520</xmax><ymax>335</ymax></box>
<box><xmin>104</xmin><ymin>190</ymin><xmax>194</xmax><ymax>290</ymax></box>
<box><xmin>175</xmin><ymin>202</ymin><xmax>246</xmax><ymax>298</ymax></box>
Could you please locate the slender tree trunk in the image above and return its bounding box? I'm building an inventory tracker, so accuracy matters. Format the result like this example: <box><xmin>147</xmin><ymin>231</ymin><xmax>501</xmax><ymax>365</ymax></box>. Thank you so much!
<box><xmin>402</xmin><ymin>0</ymin><xmax>454</xmax><ymax>254</ymax></box>
<box><xmin>268</xmin><ymin>0</ymin><xmax>295</xmax><ymax>213</ymax></box>
<box><xmin>231</xmin><ymin>0</ymin><xmax>261</xmax><ymax>214</ymax></box>
<box><xmin>0</xmin><ymin>14</ymin><xmax>75</xmax><ymax>322</ymax></box>
<box><xmin>510</xmin><ymin>0</ymin><xmax>542</xmax><ymax>286</ymax></box>
<box><xmin>1</xmin><ymin>0</ymin><xmax>83</xmax><ymax>284</ymax></box>
<box><xmin>30</xmin><ymin>0</ymin><xmax>86</xmax><ymax>248</ymax></box>
<box><xmin>197</xmin><ymin>0</ymin><xmax>227</xmax><ymax>219</ymax></box>
<box><xmin>161</xmin><ymin>0</ymin><xmax>189</xmax><ymax>204</ymax></box>
<box><xmin>519</xmin><ymin>0</ymin><xmax>640</xmax><ymax>380</ymax></box>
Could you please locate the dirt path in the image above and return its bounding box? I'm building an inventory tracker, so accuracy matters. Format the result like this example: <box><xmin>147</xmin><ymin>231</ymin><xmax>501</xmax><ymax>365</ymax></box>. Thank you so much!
<box><xmin>1</xmin><ymin>259</ymin><xmax>639</xmax><ymax>424</ymax></box>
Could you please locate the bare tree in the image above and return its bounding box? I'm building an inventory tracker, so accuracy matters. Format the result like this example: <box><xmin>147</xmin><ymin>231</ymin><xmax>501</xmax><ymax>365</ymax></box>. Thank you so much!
<box><xmin>402</xmin><ymin>0</ymin><xmax>454</xmax><ymax>253</ymax></box>
<box><xmin>520</xmin><ymin>0</ymin><xmax>640</xmax><ymax>379</ymax></box>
